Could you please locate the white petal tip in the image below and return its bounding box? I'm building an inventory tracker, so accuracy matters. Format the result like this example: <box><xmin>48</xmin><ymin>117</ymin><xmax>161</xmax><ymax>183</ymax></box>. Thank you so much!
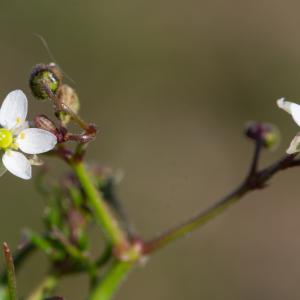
<box><xmin>0</xmin><ymin>90</ymin><xmax>28</xmax><ymax>129</ymax></box>
<box><xmin>277</xmin><ymin>98</ymin><xmax>285</xmax><ymax>108</ymax></box>
<box><xmin>286</xmin><ymin>134</ymin><xmax>300</xmax><ymax>155</ymax></box>
<box><xmin>286</xmin><ymin>149</ymin><xmax>295</xmax><ymax>155</ymax></box>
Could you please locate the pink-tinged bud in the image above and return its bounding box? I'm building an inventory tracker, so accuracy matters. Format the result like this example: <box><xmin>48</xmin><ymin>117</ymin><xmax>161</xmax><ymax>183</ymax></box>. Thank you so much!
<box><xmin>34</xmin><ymin>115</ymin><xmax>64</xmax><ymax>143</ymax></box>
<box><xmin>34</xmin><ymin>114</ymin><xmax>57</xmax><ymax>133</ymax></box>
<box><xmin>245</xmin><ymin>122</ymin><xmax>280</xmax><ymax>149</ymax></box>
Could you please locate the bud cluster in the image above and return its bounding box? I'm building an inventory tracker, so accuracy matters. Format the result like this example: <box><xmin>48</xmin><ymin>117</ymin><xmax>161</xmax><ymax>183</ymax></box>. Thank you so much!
<box><xmin>29</xmin><ymin>63</ymin><xmax>96</xmax><ymax>152</ymax></box>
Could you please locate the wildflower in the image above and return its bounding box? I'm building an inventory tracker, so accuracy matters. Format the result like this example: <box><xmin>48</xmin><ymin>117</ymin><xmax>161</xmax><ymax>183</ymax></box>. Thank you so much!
<box><xmin>0</xmin><ymin>90</ymin><xmax>57</xmax><ymax>179</ymax></box>
<box><xmin>277</xmin><ymin>98</ymin><xmax>300</xmax><ymax>154</ymax></box>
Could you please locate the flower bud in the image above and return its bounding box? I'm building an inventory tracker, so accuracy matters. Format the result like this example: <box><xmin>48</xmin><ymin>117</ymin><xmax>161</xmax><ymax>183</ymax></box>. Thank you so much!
<box><xmin>29</xmin><ymin>63</ymin><xmax>62</xmax><ymax>100</ymax></box>
<box><xmin>245</xmin><ymin>122</ymin><xmax>280</xmax><ymax>149</ymax></box>
<box><xmin>35</xmin><ymin>114</ymin><xmax>57</xmax><ymax>134</ymax></box>
<box><xmin>56</xmin><ymin>84</ymin><xmax>80</xmax><ymax>126</ymax></box>
<box><xmin>34</xmin><ymin>114</ymin><xmax>64</xmax><ymax>143</ymax></box>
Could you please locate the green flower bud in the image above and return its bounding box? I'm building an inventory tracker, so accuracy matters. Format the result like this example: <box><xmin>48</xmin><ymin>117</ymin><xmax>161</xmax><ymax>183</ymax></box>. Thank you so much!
<box><xmin>56</xmin><ymin>84</ymin><xmax>80</xmax><ymax>126</ymax></box>
<box><xmin>29</xmin><ymin>63</ymin><xmax>62</xmax><ymax>100</ymax></box>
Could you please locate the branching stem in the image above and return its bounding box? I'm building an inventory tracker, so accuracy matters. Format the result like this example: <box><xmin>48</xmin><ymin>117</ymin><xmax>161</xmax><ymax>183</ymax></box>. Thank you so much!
<box><xmin>142</xmin><ymin>150</ymin><xmax>299</xmax><ymax>254</ymax></box>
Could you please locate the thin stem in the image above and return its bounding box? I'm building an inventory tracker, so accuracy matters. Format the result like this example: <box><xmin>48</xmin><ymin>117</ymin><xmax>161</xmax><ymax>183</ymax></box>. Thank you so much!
<box><xmin>88</xmin><ymin>260</ymin><xmax>134</xmax><ymax>300</ymax></box>
<box><xmin>26</xmin><ymin>274</ymin><xmax>59</xmax><ymax>300</ymax></box>
<box><xmin>60</xmin><ymin>103</ymin><xmax>90</xmax><ymax>131</ymax></box>
<box><xmin>71</xmin><ymin>161</ymin><xmax>129</xmax><ymax>250</ymax></box>
<box><xmin>3</xmin><ymin>243</ymin><xmax>17</xmax><ymax>300</ymax></box>
<box><xmin>0</xmin><ymin>241</ymin><xmax>35</xmax><ymax>284</ymax></box>
<box><xmin>143</xmin><ymin>153</ymin><xmax>298</xmax><ymax>254</ymax></box>
<box><xmin>247</xmin><ymin>139</ymin><xmax>263</xmax><ymax>178</ymax></box>
<box><xmin>143</xmin><ymin>184</ymin><xmax>246</xmax><ymax>254</ymax></box>
<box><xmin>50</xmin><ymin>228</ymin><xmax>88</xmax><ymax>263</ymax></box>
<box><xmin>25</xmin><ymin>230</ymin><xmax>64</xmax><ymax>260</ymax></box>
<box><xmin>42</xmin><ymin>82</ymin><xmax>92</xmax><ymax>131</ymax></box>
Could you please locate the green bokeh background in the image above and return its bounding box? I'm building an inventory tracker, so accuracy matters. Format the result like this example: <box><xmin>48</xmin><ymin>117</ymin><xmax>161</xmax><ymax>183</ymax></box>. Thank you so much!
<box><xmin>1</xmin><ymin>1</ymin><xmax>300</xmax><ymax>299</ymax></box>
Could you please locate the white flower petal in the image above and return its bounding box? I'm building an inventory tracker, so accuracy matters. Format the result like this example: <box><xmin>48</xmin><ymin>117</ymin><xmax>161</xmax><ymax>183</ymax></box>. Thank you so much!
<box><xmin>17</xmin><ymin>128</ymin><xmax>57</xmax><ymax>155</ymax></box>
<box><xmin>0</xmin><ymin>90</ymin><xmax>28</xmax><ymax>129</ymax></box>
<box><xmin>2</xmin><ymin>150</ymin><xmax>31</xmax><ymax>180</ymax></box>
<box><xmin>277</xmin><ymin>98</ymin><xmax>300</xmax><ymax>126</ymax></box>
<box><xmin>286</xmin><ymin>134</ymin><xmax>300</xmax><ymax>154</ymax></box>
<box><xmin>277</xmin><ymin>98</ymin><xmax>291</xmax><ymax>113</ymax></box>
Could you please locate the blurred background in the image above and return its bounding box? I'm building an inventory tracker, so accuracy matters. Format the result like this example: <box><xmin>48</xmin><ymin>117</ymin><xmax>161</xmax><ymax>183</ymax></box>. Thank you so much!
<box><xmin>1</xmin><ymin>0</ymin><xmax>300</xmax><ymax>299</ymax></box>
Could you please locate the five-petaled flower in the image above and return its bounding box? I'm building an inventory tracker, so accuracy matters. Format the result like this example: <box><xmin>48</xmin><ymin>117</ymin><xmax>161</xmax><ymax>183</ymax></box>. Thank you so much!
<box><xmin>277</xmin><ymin>98</ymin><xmax>300</xmax><ymax>154</ymax></box>
<box><xmin>0</xmin><ymin>90</ymin><xmax>57</xmax><ymax>179</ymax></box>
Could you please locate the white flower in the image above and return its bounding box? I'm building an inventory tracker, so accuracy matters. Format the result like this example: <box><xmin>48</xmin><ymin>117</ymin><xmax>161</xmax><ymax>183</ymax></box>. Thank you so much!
<box><xmin>0</xmin><ymin>90</ymin><xmax>57</xmax><ymax>180</ymax></box>
<box><xmin>277</xmin><ymin>97</ymin><xmax>300</xmax><ymax>154</ymax></box>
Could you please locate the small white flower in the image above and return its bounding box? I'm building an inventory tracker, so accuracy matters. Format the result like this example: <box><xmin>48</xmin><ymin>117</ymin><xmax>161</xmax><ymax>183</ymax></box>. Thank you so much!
<box><xmin>277</xmin><ymin>97</ymin><xmax>300</xmax><ymax>154</ymax></box>
<box><xmin>0</xmin><ymin>90</ymin><xmax>57</xmax><ymax>180</ymax></box>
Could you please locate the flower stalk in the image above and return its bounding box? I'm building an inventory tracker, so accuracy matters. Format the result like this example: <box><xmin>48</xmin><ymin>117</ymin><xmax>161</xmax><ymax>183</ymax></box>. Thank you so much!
<box><xmin>71</xmin><ymin>161</ymin><xmax>130</xmax><ymax>251</ymax></box>
<box><xmin>142</xmin><ymin>150</ymin><xmax>300</xmax><ymax>254</ymax></box>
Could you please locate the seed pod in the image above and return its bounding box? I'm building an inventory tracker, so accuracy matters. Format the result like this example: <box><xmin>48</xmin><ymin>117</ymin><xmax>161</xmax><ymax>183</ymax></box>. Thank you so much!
<box><xmin>29</xmin><ymin>63</ymin><xmax>62</xmax><ymax>100</ymax></box>
<box><xmin>56</xmin><ymin>84</ymin><xmax>80</xmax><ymax>126</ymax></box>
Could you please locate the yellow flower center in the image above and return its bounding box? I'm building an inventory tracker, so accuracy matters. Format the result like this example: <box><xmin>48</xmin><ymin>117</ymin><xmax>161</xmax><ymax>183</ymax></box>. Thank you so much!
<box><xmin>0</xmin><ymin>128</ymin><xmax>13</xmax><ymax>149</ymax></box>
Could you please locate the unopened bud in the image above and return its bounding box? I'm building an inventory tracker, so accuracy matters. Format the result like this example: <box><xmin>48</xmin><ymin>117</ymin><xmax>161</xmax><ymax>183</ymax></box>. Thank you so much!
<box><xmin>56</xmin><ymin>84</ymin><xmax>80</xmax><ymax>126</ymax></box>
<box><xmin>245</xmin><ymin>122</ymin><xmax>280</xmax><ymax>149</ymax></box>
<box><xmin>35</xmin><ymin>115</ymin><xmax>64</xmax><ymax>143</ymax></box>
<box><xmin>35</xmin><ymin>115</ymin><xmax>57</xmax><ymax>134</ymax></box>
<box><xmin>29</xmin><ymin>63</ymin><xmax>62</xmax><ymax>100</ymax></box>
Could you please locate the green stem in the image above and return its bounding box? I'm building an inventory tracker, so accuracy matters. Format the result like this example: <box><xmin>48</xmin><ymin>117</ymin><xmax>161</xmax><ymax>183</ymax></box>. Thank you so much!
<box><xmin>89</xmin><ymin>261</ymin><xmax>134</xmax><ymax>300</ymax></box>
<box><xmin>72</xmin><ymin>162</ymin><xmax>129</xmax><ymax>249</ymax></box>
<box><xmin>26</xmin><ymin>274</ymin><xmax>58</xmax><ymax>300</ymax></box>
<box><xmin>3</xmin><ymin>243</ymin><xmax>17</xmax><ymax>300</ymax></box>
<box><xmin>143</xmin><ymin>154</ymin><xmax>299</xmax><ymax>254</ymax></box>
<box><xmin>0</xmin><ymin>241</ymin><xmax>35</xmax><ymax>284</ymax></box>
<box><xmin>143</xmin><ymin>185</ymin><xmax>246</xmax><ymax>253</ymax></box>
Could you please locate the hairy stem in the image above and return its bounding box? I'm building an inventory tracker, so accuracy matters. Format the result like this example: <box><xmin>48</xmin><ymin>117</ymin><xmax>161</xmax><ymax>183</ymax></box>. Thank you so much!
<box><xmin>0</xmin><ymin>241</ymin><xmax>35</xmax><ymax>284</ymax></box>
<box><xmin>3</xmin><ymin>243</ymin><xmax>17</xmax><ymax>300</ymax></box>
